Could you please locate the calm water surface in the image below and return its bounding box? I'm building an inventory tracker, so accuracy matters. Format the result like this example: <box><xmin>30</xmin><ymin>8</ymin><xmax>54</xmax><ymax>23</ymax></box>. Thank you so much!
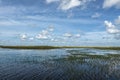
<box><xmin>0</xmin><ymin>48</ymin><xmax>120</xmax><ymax>80</ymax></box>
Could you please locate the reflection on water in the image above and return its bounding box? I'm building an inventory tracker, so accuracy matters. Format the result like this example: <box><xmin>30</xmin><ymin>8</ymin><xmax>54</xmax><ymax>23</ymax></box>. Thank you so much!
<box><xmin>0</xmin><ymin>48</ymin><xmax>120</xmax><ymax>80</ymax></box>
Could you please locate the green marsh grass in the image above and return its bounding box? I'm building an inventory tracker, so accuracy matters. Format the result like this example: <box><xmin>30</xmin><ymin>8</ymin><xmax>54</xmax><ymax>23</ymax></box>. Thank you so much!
<box><xmin>0</xmin><ymin>45</ymin><xmax>120</xmax><ymax>50</ymax></box>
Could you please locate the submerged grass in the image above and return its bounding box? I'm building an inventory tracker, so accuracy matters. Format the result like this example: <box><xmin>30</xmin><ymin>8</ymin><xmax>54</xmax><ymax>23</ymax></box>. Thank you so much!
<box><xmin>0</xmin><ymin>45</ymin><xmax>120</xmax><ymax>50</ymax></box>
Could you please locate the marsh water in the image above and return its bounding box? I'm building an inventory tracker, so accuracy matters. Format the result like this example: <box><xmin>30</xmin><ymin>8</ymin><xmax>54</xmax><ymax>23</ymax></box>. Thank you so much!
<box><xmin>0</xmin><ymin>48</ymin><xmax>120</xmax><ymax>80</ymax></box>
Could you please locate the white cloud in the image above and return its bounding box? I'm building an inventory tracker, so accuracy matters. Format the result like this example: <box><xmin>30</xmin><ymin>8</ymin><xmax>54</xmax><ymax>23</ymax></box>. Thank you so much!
<box><xmin>63</xmin><ymin>33</ymin><xmax>81</xmax><ymax>39</ymax></box>
<box><xmin>35</xmin><ymin>26</ymin><xmax>54</xmax><ymax>40</ymax></box>
<box><xmin>103</xmin><ymin>0</ymin><xmax>120</xmax><ymax>9</ymax></box>
<box><xmin>104</xmin><ymin>21</ymin><xmax>116</xmax><ymax>28</ymax></box>
<box><xmin>46</xmin><ymin>0</ymin><xmax>95</xmax><ymax>10</ymax></box>
<box><xmin>36</xmin><ymin>30</ymin><xmax>49</xmax><ymax>39</ymax></box>
<box><xmin>91</xmin><ymin>12</ymin><xmax>101</xmax><ymax>18</ymax></box>
<box><xmin>105</xmin><ymin>16</ymin><xmax>120</xmax><ymax>30</ymax></box>
<box><xmin>46</xmin><ymin>0</ymin><xmax>59</xmax><ymax>3</ymax></box>
<box><xmin>63</xmin><ymin>33</ymin><xmax>72</xmax><ymax>38</ymax></box>
<box><xmin>59</xmin><ymin>0</ymin><xmax>81</xmax><ymax>10</ymax></box>
<box><xmin>75</xmin><ymin>34</ymin><xmax>81</xmax><ymax>38</ymax></box>
<box><xmin>29</xmin><ymin>37</ymin><xmax>34</xmax><ymax>41</ymax></box>
<box><xmin>41</xmin><ymin>30</ymin><xmax>49</xmax><ymax>35</ymax></box>
<box><xmin>51</xmin><ymin>38</ymin><xmax>58</xmax><ymax>42</ymax></box>
<box><xmin>36</xmin><ymin>34</ymin><xmax>48</xmax><ymax>39</ymax></box>
<box><xmin>107</xmin><ymin>28</ymin><xmax>120</xmax><ymax>34</ymax></box>
<box><xmin>104</xmin><ymin>16</ymin><xmax>120</xmax><ymax>39</ymax></box>
<box><xmin>20</xmin><ymin>34</ymin><xmax>27</xmax><ymax>40</ymax></box>
<box><xmin>104</xmin><ymin>20</ymin><xmax>120</xmax><ymax>34</ymax></box>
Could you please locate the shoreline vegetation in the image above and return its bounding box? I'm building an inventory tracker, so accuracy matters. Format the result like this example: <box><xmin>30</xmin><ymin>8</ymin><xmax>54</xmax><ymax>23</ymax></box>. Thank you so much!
<box><xmin>0</xmin><ymin>45</ymin><xmax>120</xmax><ymax>50</ymax></box>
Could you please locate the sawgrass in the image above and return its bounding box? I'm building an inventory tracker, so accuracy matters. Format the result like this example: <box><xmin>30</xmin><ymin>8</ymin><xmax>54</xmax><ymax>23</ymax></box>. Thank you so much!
<box><xmin>0</xmin><ymin>45</ymin><xmax>120</xmax><ymax>50</ymax></box>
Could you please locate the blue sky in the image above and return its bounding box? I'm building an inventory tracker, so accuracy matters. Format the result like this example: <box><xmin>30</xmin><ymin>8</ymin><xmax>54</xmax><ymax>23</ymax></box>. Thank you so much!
<box><xmin>0</xmin><ymin>0</ymin><xmax>120</xmax><ymax>46</ymax></box>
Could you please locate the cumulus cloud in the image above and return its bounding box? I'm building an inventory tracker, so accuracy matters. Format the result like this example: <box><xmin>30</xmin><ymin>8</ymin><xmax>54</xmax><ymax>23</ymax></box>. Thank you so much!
<box><xmin>35</xmin><ymin>26</ymin><xmax>54</xmax><ymax>40</ymax></box>
<box><xmin>46</xmin><ymin>0</ymin><xmax>95</xmax><ymax>10</ymax></box>
<box><xmin>18</xmin><ymin>26</ymin><xmax>54</xmax><ymax>41</ymax></box>
<box><xmin>104</xmin><ymin>16</ymin><xmax>120</xmax><ymax>39</ymax></box>
<box><xmin>104</xmin><ymin>21</ymin><xmax>115</xmax><ymax>29</ymax></box>
<box><xmin>20</xmin><ymin>34</ymin><xmax>27</xmax><ymax>40</ymax></box>
<box><xmin>91</xmin><ymin>12</ymin><xmax>101</xmax><ymax>18</ymax></box>
<box><xmin>107</xmin><ymin>28</ymin><xmax>120</xmax><ymax>34</ymax></box>
<box><xmin>63</xmin><ymin>33</ymin><xmax>81</xmax><ymax>39</ymax></box>
<box><xmin>63</xmin><ymin>33</ymin><xmax>72</xmax><ymax>38</ymax></box>
<box><xmin>36</xmin><ymin>33</ymin><xmax>48</xmax><ymax>39</ymax></box>
<box><xmin>41</xmin><ymin>30</ymin><xmax>49</xmax><ymax>35</ymax></box>
<box><xmin>35</xmin><ymin>30</ymin><xmax>49</xmax><ymax>40</ymax></box>
<box><xmin>104</xmin><ymin>20</ymin><xmax>120</xmax><ymax>34</ymax></box>
<box><xmin>103</xmin><ymin>0</ymin><xmax>120</xmax><ymax>9</ymax></box>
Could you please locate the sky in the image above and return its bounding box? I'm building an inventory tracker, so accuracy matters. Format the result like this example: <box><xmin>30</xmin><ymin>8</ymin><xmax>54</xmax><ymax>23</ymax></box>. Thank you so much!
<box><xmin>0</xmin><ymin>0</ymin><xmax>120</xmax><ymax>46</ymax></box>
